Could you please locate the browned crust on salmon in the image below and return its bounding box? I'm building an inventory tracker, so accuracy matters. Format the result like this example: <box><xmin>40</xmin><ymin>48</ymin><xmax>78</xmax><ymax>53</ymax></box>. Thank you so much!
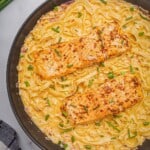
<box><xmin>33</xmin><ymin>23</ymin><xmax>130</xmax><ymax>79</ymax></box>
<box><xmin>61</xmin><ymin>74</ymin><xmax>143</xmax><ymax>125</ymax></box>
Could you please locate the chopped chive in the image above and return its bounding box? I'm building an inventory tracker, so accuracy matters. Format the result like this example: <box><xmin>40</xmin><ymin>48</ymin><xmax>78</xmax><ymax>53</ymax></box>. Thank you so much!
<box><xmin>83</xmin><ymin>106</ymin><xmax>88</xmax><ymax>113</ymax></box>
<box><xmin>54</xmin><ymin>49</ymin><xmax>61</xmax><ymax>57</ymax></box>
<box><xmin>130</xmin><ymin>65</ymin><xmax>134</xmax><ymax>74</ymax></box>
<box><xmin>70</xmin><ymin>104</ymin><xmax>76</xmax><ymax>108</ymax></box>
<box><xmin>139</xmin><ymin>14</ymin><xmax>150</xmax><ymax>21</ymax></box>
<box><xmin>99</xmin><ymin>62</ymin><xmax>105</xmax><ymax>67</ymax></box>
<box><xmin>67</xmin><ymin>64</ymin><xmax>73</xmax><ymax>68</ymax></box>
<box><xmin>100</xmin><ymin>135</ymin><xmax>104</xmax><ymax>137</ymax></box>
<box><xmin>78</xmin><ymin>12</ymin><xmax>82</xmax><ymax>18</ymax></box>
<box><xmin>128</xmin><ymin>129</ymin><xmax>137</xmax><ymax>138</ymax></box>
<box><xmin>51</xmin><ymin>26</ymin><xmax>60</xmax><ymax>33</ymax></box>
<box><xmin>19</xmin><ymin>55</ymin><xmax>24</xmax><ymax>58</ymax></box>
<box><xmin>27</xmin><ymin>55</ymin><xmax>32</xmax><ymax>60</ymax></box>
<box><xmin>44</xmin><ymin>98</ymin><xmax>51</xmax><ymax>106</ymax></box>
<box><xmin>121</xmin><ymin>39</ymin><xmax>124</xmax><ymax>45</ymax></box>
<box><xmin>111</xmin><ymin>137</ymin><xmax>116</xmax><ymax>140</ymax></box>
<box><xmin>109</xmin><ymin>99</ymin><xmax>114</xmax><ymax>103</ymax></box>
<box><xmin>61</xmin><ymin>76</ymin><xmax>67</xmax><ymax>81</ymax></box>
<box><xmin>84</xmin><ymin>145</ymin><xmax>92</xmax><ymax>150</ymax></box>
<box><xmin>45</xmin><ymin>114</ymin><xmax>50</xmax><ymax>121</ymax></box>
<box><xmin>61</xmin><ymin>84</ymin><xmax>70</xmax><ymax>88</ymax></box>
<box><xmin>138</xmin><ymin>32</ymin><xmax>144</xmax><ymax>36</ymax></box>
<box><xmin>71</xmin><ymin>136</ymin><xmax>75</xmax><ymax>143</ymax></box>
<box><xmin>24</xmin><ymin>81</ymin><xmax>30</xmax><ymax>87</ymax></box>
<box><xmin>143</xmin><ymin>122</ymin><xmax>149</xmax><ymax>126</ymax></box>
<box><xmin>122</xmin><ymin>24</ymin><xmax>127</xmax><ymax>29</ymax></box>
<box><xmin>120</xmin><ymin>71</ymin><xmax>126</xmax><ymax>75</ymax></box>
<box><xmin>106</xmin><ymin>121</ymin><xmax>120</xmax><ymax>132</ymax></box>
<box><xmin>59</xmin><ymin>122</ymin><xmax>64</xmax><ymax>127</ymax></box>
<box><xmin>49</xmin><ymin>84</ymin><xmax>55</xmax><ymax>90</ymax></box>
<box><xmin>88</xmin><ymin>79</ymin><xmax>94</xmax><ymax>87</ymax></box>
<box><xmin>62</xmin><ymin>111</ymin><xmax>68</xmax><ymax>117</ymax></box>
<box><xmin>93</xmin><ymin>105</ymin><xmax>100</xmax><ymax>110</ymax></box>
<box><xmin>58</xmin><ymin>37</ymin><xmax>62</xmax><ymax>43</ymax></box>
<box><xmin>114</xmin><ymin>114</ymin><xmax>122</xmax><ymax>118</ymax></box>
<box><xmin>63</xmin><ymin>143</ymin><xmax>68</xmax><ymax>149</ymax></box>
<box><xmin>99</xmin><ymin>0</ymin><xmax>107</xmax><ymax>4</ymax></box>
<box><xmin>95</xmin><ymin>120</ymin><xmax>101</xmax><ymax>126</ymax></box>
<box><xmin>58</xmin><ymin>140</ymin><xmax>62</xmax><ymax>145</ymax></box>
<box><xmin>130</xmin><ymin>7</ymin><xmax>134</xmax><ymax>12</ymax></box>
<box><xmin>62</xmin><ymin>128</ymin><xmax>73</xmax><ymax>133</ymax></box>
<box><xmin>125</xmin><ymin>16</ymin><xmax>133</xmax><ymax>21</ymax></box>
<box><xmin>27</xmin><ymin>65</ymin><xmax>33</xmax><ymax>71</ymax></box>
<box><xmin>107</xmin><ymin>72</ymin><xmax>114</xmax><ymax>79</ymax></box>
<box><xmin>53</xmin><ymin>6</ymin><xmax>58</xmax><ymax>11</ymax></box>
<box><xmin>97</xmin><ymin>67</ymin><xmax>100</xmax><ymax>74</ymax></box>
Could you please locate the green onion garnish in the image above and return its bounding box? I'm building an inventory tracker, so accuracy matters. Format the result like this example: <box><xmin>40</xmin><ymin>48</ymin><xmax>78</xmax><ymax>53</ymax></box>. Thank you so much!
<box><xmin>27</xmin><ymin>65</ymin><xmax>33</xmax><ymax>71</ymax></box>
<box><xmin>107</xmin><ymin>72</ymin><xmax>115</xmax><ymax>79</ymax></box>
<box><xmin>45</xmin><ymin>114</ymin><xmax>50</xmax><ymax>121</ymax></box>
<box><xmin>44</xmin><ymin>97</ymin><xmax>51</xmax><ymax>106</ymax></box>
<box><xmin>138</xmin><ymin>32</ymin><xmax>144</xmax><ymax>36</ymax></box>
<box><xmin>143</xmin><ymin>122</ymin><xmax>149</xmax><ymax>126</ymax></box>
<box><xmin>109</xmin><ymin>99</ymin><xmax>114</xmax><ymax>103</ymax></box>
<box><xmin>67</xmin><ymin>64</ymin><xmax>73</xmax><ymax>68</ymax></box>
<box><xmin>71</xmin><ymin>136</ymin><xmax>75</xmax><ymax>143</ymax></box>
<box><xmin>97</xmin><ymin>67</ymin><xmax>100</xmax><ymax>74</ymax></box>
<box><xmin>130</xmin><ymin>65</ymin><xmax>134</xmax><ymax>74</ymax></box>
<box><xmin>53</xmin><ymin>6</ymin><xmax>58</xmax><ymax>11</ymax></box>
<box><xmin>128</xmin><ymin>129</ymin><xmax>137</xmax><ymax>138</ymax></box>
<box><xmin>95</xmin><ymin>120</ymin><xmax>101</xmax><ymax>126</ymax></box>
<box><xmin>61</xmin><ymin>76</ymin><xmax>67</xmax><ymax>81</ymax></box>
<box><xmin>99</xmin><ymin>0</ymin><xmax>107</xmax><ymax>5</ymax></box>
<box><xmin>59</xmin><ymin>122</ymin><xmax>64</xmax><ymax>127</ymax></box>
<box><xmin>125</xmin><ymin>16</ymin><xmax>133</xmax><ymax>21</ymax></box>
<box><xmin>88</xmin><ymin>79</ymin><xmax>94</xmax><ymax>87</ymax></box>
<box><xmin>139</xmin><ymin>14</ymin><xmax>150</xmax><ymax>21</ymax></box>
<box><xmin>19</xmin><ymin>55</ymin><xmax>24</xmax><ymax>58</ymax></box>
<box><xmin>83</xmin><ymin>106</ymin><xmax>88</xmax><ymax>113</ymax></box>
<box><xmin>63</xmin><ymin>143</ymin><xmax>68</xmax><ymax>149</ymax></box>
<box><xmin>62</xmin><ymin>128</ymin><xmax>73</xmax><ymax>133</ymax></box>
<box><xmin>84</xmin><ymin>145</ymin><xmax>92</xmax><ymax>150</ymax></box>
<box><xmin>122</xmin><ymin>24</ymin><xmax>127</xmax><ymax>29</ymax></box>
<box><xmin>120</xmin><ymin>71</ymin><xmax>126</xmax><ymax>75</ymax></box>
<box><xmin>62</xmin><ymin>111</ymin><xmax>68</xmax><ymax>117</ymax></box>
<box><xmin>111</xmin><ymin>137</ymin><xmax>116</xmax><ymax>140</ymax></box>
<box><xmin>49</xmin><ymin>84</ymin><xmax>55</xmax><ymax>90</ymax></box>
<box><xmin>99</xmin><ymin>62</ymin><xmax>105</xmax><ymax>67</ymax></box>
<box><xmin>130</xmin><ymin>7</ymin><xmax>134</xmax><ymax>12</ymax></box>
<box><xmin>78</xmin><ymin>12</ymin><xmax>82</xmax><ymax>18</ymax></box>
<box><xmin>24</xmin><ymin>81</ymin><xmax>30</xmax><ymax>87</ymax></box>
<box><xmin>106</xmin><ymin>121</ymin><xmax>120</xmax><ymax>132</ymax></box>
<box><xmin>58</xmin><ymin>37</ymin><xmax>62</xmax><ymax>43</ymax></box>
<box><xmin>54</xmin><ymin>49</ymin><xmax>61</xmax><ymax>57</ymax></box>
<box><xmin>51</xmin><ymin>26</ymin><xmax>60</xmax><ymax>33</ymax></box>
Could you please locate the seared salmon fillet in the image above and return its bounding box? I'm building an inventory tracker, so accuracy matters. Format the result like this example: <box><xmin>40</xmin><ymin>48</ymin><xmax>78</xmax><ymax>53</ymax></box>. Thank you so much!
<box><xmin>33</xmin><ymin>23</ymin><xmax>130</xmax><ymax>79</ymax></box>
<box><xmin>61</xmin><ymin>74</ymin><xmax>143</xmax><ymax>125</ymax></box>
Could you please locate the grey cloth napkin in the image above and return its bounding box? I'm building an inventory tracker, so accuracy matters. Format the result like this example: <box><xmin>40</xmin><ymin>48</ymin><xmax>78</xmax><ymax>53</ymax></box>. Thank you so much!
<box><xmin>0</xmin><ymin>120</ymin><xmax>21</xmax><ymax>150</ymax></box>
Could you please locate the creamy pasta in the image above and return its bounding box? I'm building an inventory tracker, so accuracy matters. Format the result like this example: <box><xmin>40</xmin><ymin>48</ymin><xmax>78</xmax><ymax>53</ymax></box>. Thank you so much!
<box><xmin>18</xmin><ymin>0</ymin><xmax>150</xmax><ymax>149</ymax></box>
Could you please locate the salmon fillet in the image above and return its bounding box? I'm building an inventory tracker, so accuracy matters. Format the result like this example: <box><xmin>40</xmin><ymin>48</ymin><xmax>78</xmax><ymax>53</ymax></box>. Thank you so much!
<box><xmin>33</xmin><ymin>23</ymin><xmax>130</xmax><ymax>79</ymax></box>
<box><xmin>61</xmin><ymin>74</ymin><xmax>143</xmax><ymax>125</ymax></box>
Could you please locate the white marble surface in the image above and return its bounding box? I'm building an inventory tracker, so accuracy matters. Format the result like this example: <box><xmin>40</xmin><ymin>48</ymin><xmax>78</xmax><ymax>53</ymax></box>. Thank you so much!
<box><xmin>0</xmin><ymin>0</ymin><xmax>46</xmax><ymax>149</ymax></box>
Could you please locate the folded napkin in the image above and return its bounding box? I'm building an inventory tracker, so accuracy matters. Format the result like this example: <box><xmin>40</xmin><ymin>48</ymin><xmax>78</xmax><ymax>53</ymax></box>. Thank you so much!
<box><xmin>0</xmin><ymin>120</ymin><xmax>21</xmax><ymax>150</ymax></box>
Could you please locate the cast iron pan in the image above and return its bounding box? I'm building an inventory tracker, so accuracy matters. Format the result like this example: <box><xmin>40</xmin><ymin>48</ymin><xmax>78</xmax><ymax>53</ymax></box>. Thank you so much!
<box><xmin>7</xmin><ymin>0</ymin><xmax>150</xmax><ymax>150</ymax></box>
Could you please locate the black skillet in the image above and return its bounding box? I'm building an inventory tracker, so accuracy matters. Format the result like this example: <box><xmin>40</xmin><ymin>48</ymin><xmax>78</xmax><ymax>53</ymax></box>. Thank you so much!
<box><xmin>7</xmin><ymin>0</ymin><xmax>150</xmax><ymax>149</ymax></box>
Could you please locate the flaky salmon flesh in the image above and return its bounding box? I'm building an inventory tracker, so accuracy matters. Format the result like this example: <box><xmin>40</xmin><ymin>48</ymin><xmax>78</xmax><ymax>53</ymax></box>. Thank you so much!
<box><xmin>33</xmin><ymin>23</ymin><xmax>130</xmax><ymax>79</ymax></box>
<box><xmin>61</xmin><ymin>74</ymin><xmax>143</xmax><ymax>125</ymax></box>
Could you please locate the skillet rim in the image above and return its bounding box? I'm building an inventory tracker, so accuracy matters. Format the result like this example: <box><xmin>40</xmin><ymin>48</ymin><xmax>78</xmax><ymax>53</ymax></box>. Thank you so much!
<box><xmin>6</xmin><ymin>0</ymin><xmax>150</xmax><ymax>150</ymax></box>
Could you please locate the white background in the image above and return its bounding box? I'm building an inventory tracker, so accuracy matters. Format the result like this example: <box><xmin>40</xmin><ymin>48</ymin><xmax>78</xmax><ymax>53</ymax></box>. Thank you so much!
<box><xmin>0</xmin><ymin>0</ymin><xmax>46</xmax><ymax>149</ymax></box>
